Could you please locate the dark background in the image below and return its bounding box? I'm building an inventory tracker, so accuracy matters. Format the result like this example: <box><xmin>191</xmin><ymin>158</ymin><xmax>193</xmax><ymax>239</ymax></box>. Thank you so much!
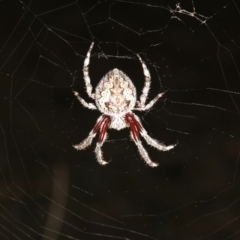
<box><xmin>1</xmin><ymin>0</ymin><xmax>240</xmax><ymax>239</ymax></box>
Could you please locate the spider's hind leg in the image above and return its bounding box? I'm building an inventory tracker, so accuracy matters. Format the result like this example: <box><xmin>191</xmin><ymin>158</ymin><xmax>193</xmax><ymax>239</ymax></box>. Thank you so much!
<box><xmin>134</xmin><ymin>91</ymin><xmax>166</xmax><ymax>111</ymax></box>
<box><xmin>73</xmin><ymin>91</ymin><xmax>97</xmax><ymax>110</ymax></box>
<box><xmin>83</xmin><ymin>42</ymin><xmax>95</xmax><ymax>99</ymax></box>
<box><xmin>137</xmin><ymin>54</ymin><xmax>151</xmax><ymax>107</ymax></box>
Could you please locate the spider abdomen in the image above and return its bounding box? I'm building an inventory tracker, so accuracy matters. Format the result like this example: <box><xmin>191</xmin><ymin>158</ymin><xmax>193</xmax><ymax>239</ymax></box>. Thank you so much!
<box><xmin>95</xmin><ymin>68</ymin><xmax>137</xmax><ymax>115</ymax></box>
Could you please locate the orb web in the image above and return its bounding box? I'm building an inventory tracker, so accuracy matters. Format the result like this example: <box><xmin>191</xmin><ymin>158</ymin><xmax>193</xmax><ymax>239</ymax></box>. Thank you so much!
<box><xmin>0</xmin><ymin>0</ymin><xmax>240</xmax><ymax>239</ymax></box>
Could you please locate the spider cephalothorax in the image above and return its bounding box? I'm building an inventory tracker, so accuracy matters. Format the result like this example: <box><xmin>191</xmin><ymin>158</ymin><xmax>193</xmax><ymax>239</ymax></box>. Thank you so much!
<box><xmin>73</xmin><ymin>42</ymin><xmax>176</xmax><ymax>167</ymax></box>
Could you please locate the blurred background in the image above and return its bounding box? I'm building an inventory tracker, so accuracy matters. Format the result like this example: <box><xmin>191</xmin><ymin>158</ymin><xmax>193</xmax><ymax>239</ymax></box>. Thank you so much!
<box><xmin>0</xmin><ymin>0</ymin><xmax>240</xmax><ymax>239</ymax></box>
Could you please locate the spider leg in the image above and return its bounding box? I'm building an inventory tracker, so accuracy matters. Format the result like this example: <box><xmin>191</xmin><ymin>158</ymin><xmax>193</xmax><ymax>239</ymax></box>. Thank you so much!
<box><xmin>125</xmin><ymin>113</ymin><xmax>158</xmax><ymax>167</ymax></box>
<box><xmin>133</xmin><ymin>137</ymin><xmax>159</xmax><ymax>167</ymax></box>
<box><xmin>73</xmin><ymin>91</ymin><xmax>97</xmax><ymax>110</ymax></box>
<box><xmin>73</xmin><ymin>130</ymin><xmax>96</xmax><ymax>150</ymax></box>
<box><xmin>132</xmin><ymin>113</ymin><xmax>177</xmax><ymax>151</ymax></box>
<box><xmin>134</xmin><ymin>91</ymin><xmax>166</xmax><ymax>111</ymax></box>
<box><xmin>73</xmin><ymin>115</ymin><xmax>103</xmax><ymax>150</ymax></box>
<box><xmin>83</xmin><ymin>42</ymin><xmax>95</xmax><ymax>99</ymax></box>
<box><xmin>94</xmin><ymin>115</ymin><xmax>111</xmax><ymax>165</ymax></box>
<box><xmin>140</xmin><ymin>128</ymin><xmax>177</xmax><ymax>151</ymax></box>
<box><xmin>95</xmin><ymin>139</ymin><xmax>108</xmax><ymax>165</ymax></box>
<box><xmin>137</xmin><ymin>54</ymin><xmax>151</xmax><ymax>107</ymax></box>
<box><xmin>73</xmin><ymin>115</ymin><xmax>110</xmax><ymax>150</ymax></box>
<box><xmin>125</xmin><ymin>113</ymin><xmax>177</xmax><ymax>167</ymax></box>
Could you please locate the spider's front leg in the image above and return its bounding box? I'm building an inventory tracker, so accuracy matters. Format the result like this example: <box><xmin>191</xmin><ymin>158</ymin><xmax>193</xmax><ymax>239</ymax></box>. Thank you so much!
<box><xmin>72</xmin><ymin>115</ymin><xmax>104</xmax><ymax>150</ymax></box>
<box><xmin>125</xmin><ymin>113</ymin><xmax>176</xmax><ymax>167</ymax></box>
<box><xmin>125</xmin><ymin>113</ymin><xmax>159</xmax><ymax>167</ymax></box>
<box><xmin>94</xmin><ymin>115</ymin><xmax>111</xmax><ymax>165</ymax></box>
<box><xmin>73</xmin><ymin>115</ymin><xmax>111</xmax><ymax>166</ymax></box>
<box><xmin>132</xmin><ymin>113</ymin><xmax>177</xmax><ymax>151</ymax></box>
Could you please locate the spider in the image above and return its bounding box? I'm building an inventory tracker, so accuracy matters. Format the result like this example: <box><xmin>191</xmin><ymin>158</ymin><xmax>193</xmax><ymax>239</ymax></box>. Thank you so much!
<box><xmin>73</xmin><ymin>42</ymin><xmax>176</xmax><ymax>167</ymax></box>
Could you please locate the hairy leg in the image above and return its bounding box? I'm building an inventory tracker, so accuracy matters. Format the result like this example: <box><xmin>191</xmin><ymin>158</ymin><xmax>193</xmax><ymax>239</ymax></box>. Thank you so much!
<box><xmin>137</xmin><ymin>54</ymin><xmax>151</xmax><ymax>107</ymax></box>
<box><xmin>134</xmin><ymin>91</ymin><xmax>166</xmax><ymax>111</ymax></box>
<box><xmin>73</xmin><ymin>130</ymin><xmax>96</xmax><ymax>150</ymax></box>
<box><xmin>140</xmin><ymin>128</ymin><xmax>177</xmax><ymax>151</ymax></box>
<box><xmin>133</xmin><ymin>137</ymin><xmax>159</xmax><ymax>167</ymax></box>
<box><xmin>83</xmin><ymin>42</ymin><xmax>95</xmax><ymax>99</ymax></box>
<box><xmin>73</xmin><ymin>115</ymin><xmax>111</xmax><ymax>152</ymax></box>
<box><xmin>125</xmin><ymin>112</ymin><xmax>176</xmax><ymax>167</ymax></box>
<box><xmin>132</xmin><ymin>113</ymin><xmax>177</xmax><ymax>151</ymax></box>
<box><xmin>95</xmin><ymin>137</ymin><xmax>108</xmax><ymax>165</ymax></box>
<box><xmin>73</xmin><ymin>91</ymin><xmax>97</xmax><ymax>110</ymax></box>
<box><xmin>125</xmin><ymin>113</ymin><xmax>158</xmax><ymax>167</ymax></box>
<box><xmin>94</xmin><ymin>115</ymin><xmax>111</xmax><ymax>165</ymax></box>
